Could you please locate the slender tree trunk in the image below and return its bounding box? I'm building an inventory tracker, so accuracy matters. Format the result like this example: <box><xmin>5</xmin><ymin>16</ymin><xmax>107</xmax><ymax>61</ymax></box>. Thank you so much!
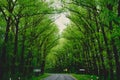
<box><xmin>112</xmin><ymin>39</ymin><xmax>120</xmax><ymax>80</ymax></box>
<box><xmin>12</xmin><ymin>19</ymin><xmax>19</xmax><ymax>80</ymax></box>
<box><xmin>86</xmin><ymin>38</ymin><xmax>93</xmax><ymax>74</ymax></box>
<box><xmin>20</xmin><ymin>29</ymin><xmax>26</xmax><ymax>77</ymax></box>
<box><xmin>93</xmin><ymin>11</ymin><xmax>107</xmax><ymax>79</ymax></box>
<box><xmin>97</xmin><ymin>37</ymin><xmax>107</xmax><ymax>80</ymax></box>
<box><xmin>118</xmin><ymin>0</ymin><xmax>120</xmax><ymax>16</ymax></box>
<box><xmin>41</xmin><ymin>59</ymin><xmax>45</xmax><ymax>74</ymax></box>
<box><xmin>93</xmin><ymin>40</ymin><xmax>100</xmax><ymax>75</ymax></box>
<box><xmin>0</xmin><ymin>17</ymin><xmax>11</xmax><ymax>80</ymax></box>
<box><xmin>109</xmin><ymin>21</ymin><xmax>119</xmax><ymax>80</ymax></box>
<box><xmin>107</xmin><ymin>4</ymin><xmax>120</xmax><ymax>80</ymax></box>
<box><xmin>92</xmin><ymin>54</ymin><xmax>98</xmax><ymax>75</ymax></box>
<box><xmin>100</xmin><ymin>23</ymin><xmax>113</xmax><ymax>80</ymax></box>
<box><xmin>0</xmin><ymin>0</ymin><xmax>16</xmax><ymax>79</ymax></box>
<box><xmin>90</xmin><ymin>34</ymin><xmax>99</xmax><ymax>75</ymax></box>
<box><xmin>106</xmin><ymin>3</ymin><xmax>120</xmax><ymax>80</ymax></box>
<box><xmin>116</xmin><ymin>0</ymin><xmax>120</xmax><ymax>79</ymax></box>
<box><xmin>41</xmin><ymin>48</ymin><xmax>47</xmax><ymax>74</ymax></box>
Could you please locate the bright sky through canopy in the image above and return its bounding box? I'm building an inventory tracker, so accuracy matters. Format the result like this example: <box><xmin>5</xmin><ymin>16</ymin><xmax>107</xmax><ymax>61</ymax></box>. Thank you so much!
<box><xmin>54</xmin><ymin>13</ymin><xmax>70</xmax><ymax>33</ymax></box>
<box><xmin>47</xmin><ymin>0</ymin><xmax>70</xmax><ymax>33</ymax></box>
<box><xmin>53</xmin><ymin>0</ymin><xmax>70</xmax><ymax>33</ymax></box>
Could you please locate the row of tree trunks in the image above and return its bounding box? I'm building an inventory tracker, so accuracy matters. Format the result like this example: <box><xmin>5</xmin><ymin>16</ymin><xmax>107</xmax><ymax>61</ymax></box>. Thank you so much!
<box><xmin>0</xmin><ymin>1</ymin><xmax>14</xmax><ymax>78</ymax></box>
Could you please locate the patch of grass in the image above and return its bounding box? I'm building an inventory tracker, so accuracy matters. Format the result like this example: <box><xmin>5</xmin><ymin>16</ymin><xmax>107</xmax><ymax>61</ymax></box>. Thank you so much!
<box><xmin>31</xmin><ymin>73</ymin><xmax>50</xmax><ymax>80</ymax></box>
<box><xmin>72</xmin><ymin>74</ymin><xmax>99</xmax><ymax>80</ymax></box>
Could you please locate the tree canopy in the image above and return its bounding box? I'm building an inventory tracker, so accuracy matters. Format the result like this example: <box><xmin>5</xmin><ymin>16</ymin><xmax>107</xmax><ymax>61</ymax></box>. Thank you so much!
<box><xmin>0</xmin><ymin>0</ymin><xmax>120</xmax><ymax>80</ymax></box>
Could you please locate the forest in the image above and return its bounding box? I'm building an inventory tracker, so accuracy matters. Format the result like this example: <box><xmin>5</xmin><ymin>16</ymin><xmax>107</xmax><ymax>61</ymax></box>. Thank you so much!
<box><xmin>0</xmin><ymin>0</ymin><xmax>120</xmax><ymax>80</ymax></box>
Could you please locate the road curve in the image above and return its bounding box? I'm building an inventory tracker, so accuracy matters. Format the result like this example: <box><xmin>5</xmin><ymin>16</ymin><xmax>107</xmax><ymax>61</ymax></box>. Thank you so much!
<box><xmin>43</xmin><ymin>74</ymin><xmax>75</xmax><ymax>80</ymax></box>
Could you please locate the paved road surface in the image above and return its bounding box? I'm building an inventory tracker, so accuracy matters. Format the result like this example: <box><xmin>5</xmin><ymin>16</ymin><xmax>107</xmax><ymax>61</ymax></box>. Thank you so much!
<box><xmin>43</xmin><ymin>74</ymin><xmax>75</xmax><ymax>80</ymax></box>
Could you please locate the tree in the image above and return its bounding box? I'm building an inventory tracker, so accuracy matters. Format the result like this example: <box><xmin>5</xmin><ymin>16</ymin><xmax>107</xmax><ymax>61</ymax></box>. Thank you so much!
<box><xmin>0</xmin><ymin>0</ymin><xmax>58</xmax><ymax>79</ymax></box>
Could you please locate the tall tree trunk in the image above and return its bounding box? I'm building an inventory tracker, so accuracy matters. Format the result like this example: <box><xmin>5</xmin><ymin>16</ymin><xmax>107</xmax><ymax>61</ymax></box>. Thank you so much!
<box><xmin>41</xmin><ymin>59</ymin><xmax>46</xmax><ymax>74</ymax></box>
<box><xmin>92</xmin><ymin>54</ymin><xmax>98</xmax><ymax>75</ymax></box>
<box><xmin>0</xmin><ymin>0</ymin><xmax>16</xmax><ymax>79</ymax></box>
<box><xmin>94</xmin><ymin>11</ymin><xmax>107</xmax><ymax>79</ymax></box>
<box><xmin>112</xmin><ymin>39</ymin><xmax>120</xmax><ymax>80</ymax></box>
<box><xmin>100</xmin><ymin>23</ymin><xmax>113</xmax><ymax>80</ymax></box>
<box><xmin>97</xmin><ymin>36</ymin><xmax>107</xmax><ymax>79</ymax></box>
<box><xmin>12</xmin><ymin>19</ymin><xmax>19</xmax><ymax>80</ymax></box>
<box><xmin>41</xmin><ymin>49</ymin><xmax>47</xmax><ymax>74</ymax></box>
<box><xmin>85</xmin><ymin>38</ymin><xmax>93</xmax><ymax>74</ymax></box>
<box><xmin>20</xmin><ymin>29</ymin><xmax>26</xmax><ymax>77</ymax></box>
<box><xmin>0</xmin><ymin>17</ymin><xmax>11</xmax><ymax>80</ymax></box>
<box><xmin>41</xmin><ymin>38</ymin><xmax>48</xmax><ymax>74</ymax></box>
<box><xmin>116</xmin><ymin>0</ymin><xmax>120</xmax><ymax>79</ymax></box>
<box><xmin>93</xmin><ymin>40</ymin><xmax>100</xmax><ymax>75</ymax></box>
<box><xmin>118</xmin><ymin>0</ymin><xmax>120</xmax><ymax>17</ymax></box>
<box><xmin>107</xmin><ymin>3</ymin><xmax>120</xmax><ymax>80</ymax></box>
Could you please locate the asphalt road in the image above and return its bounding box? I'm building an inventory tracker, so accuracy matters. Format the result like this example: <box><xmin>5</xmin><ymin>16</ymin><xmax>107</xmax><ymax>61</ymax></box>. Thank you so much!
<box><xmin>43</xmin><ymin>74</ymin><xmax>75</xmax><ymax>80</ymax></box>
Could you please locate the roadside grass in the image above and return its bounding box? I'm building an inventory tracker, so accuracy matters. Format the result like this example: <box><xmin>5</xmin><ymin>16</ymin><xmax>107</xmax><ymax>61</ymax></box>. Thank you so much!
<box><xmin>72</xmin><ymin>74</ymin><xmax>99</xmax><ymax>80</ymax></box>
<box><xmin>31</xmin><ymin>73</ymin><xmax>49</xmax><ymax>80</ymax></box>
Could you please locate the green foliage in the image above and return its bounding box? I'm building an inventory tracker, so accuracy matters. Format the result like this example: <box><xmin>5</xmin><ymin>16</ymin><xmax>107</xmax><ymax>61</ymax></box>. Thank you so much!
<box><xmin>0</xmin><ymin>0</ymin><xmax>120</xmax><ymax>80</ymax></box>
<box><xmin>31</xmin><ymin>73</ymin><xmax>49</xmax><ymax>80</ymax></box>
<box><xmin>0</xmin><ymin>0</ymin><xmax>59</xmax><ymax>79</ymax></box>
<box><xmin>45</xmin><ymin>0</ymin><xmax>120</xmax><ymax>80</ymax></box>
<box><xmin>72</xmin><ymin>74</ymin><xmax>99</xmax><ymax>80</ymax></box>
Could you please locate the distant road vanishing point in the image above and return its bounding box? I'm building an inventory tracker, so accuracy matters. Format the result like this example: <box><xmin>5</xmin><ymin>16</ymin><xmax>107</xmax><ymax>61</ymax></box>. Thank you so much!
<box><xmin>43</xmin><ymin>74</ymin><xmax>75</xmax><ymax>80</ymax></box>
